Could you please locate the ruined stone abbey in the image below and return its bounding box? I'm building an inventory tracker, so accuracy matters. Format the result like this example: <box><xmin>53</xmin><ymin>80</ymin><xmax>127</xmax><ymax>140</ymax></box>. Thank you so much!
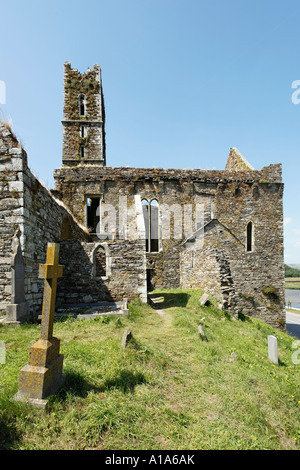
<box><xmin>0</xmin><ymin>62</ymin><xmax>285</xmax><ymax>329</ymax></box>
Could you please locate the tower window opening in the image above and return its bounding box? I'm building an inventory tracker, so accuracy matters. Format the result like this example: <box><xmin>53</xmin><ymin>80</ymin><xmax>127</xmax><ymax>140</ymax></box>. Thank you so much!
<box><xmin>80</xmin><ymin>125</ymin><xmax>85</xmax><ymax>138</ymax></box>
<box><xmin>80</xmin><ymin>145</ymin><xmax>85</xmax><ymax>159</ymax></box>
<box><xmin>246</xmin><ymin>222</ymin><xmax>253</xmax><ymax>252</ymax></box>
<box><xmin>79</xmin><ymin>94</ymin><xmax>86</xmax><ymax>116</ymax></box>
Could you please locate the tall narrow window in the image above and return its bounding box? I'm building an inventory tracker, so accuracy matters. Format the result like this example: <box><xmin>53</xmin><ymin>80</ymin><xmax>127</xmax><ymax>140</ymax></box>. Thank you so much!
<box><xmin>80</xmin><ymin>145</ymin><xmax>85</xmax><ymax>159</ymax></box>
<box><xmin>79</xmin><ymin>94</ymin><xmax>86</xmax><ymax>116</ymax></box>
<box><xmin>86</xmin><ymin>197</ymin><xmax>100</xmax><ymax>233</ymax></box>
<box><xmin>141</xmin><ymin>198</ymin><xmax>159</xmax><ymax>252</ymax></box>
<box><xmin>80</xmin><ymin>125</ymin><xmax>85</xmax><ymax>137</ymax></box>
<box><xmin>150</xmin><ymin>199</ymin><xmax>159</xmax><ymax>252</ymax></box>
<box><xmin>141</xmin><ymin>199</ymin><xmax>149</xmax><ymax>252</ymax></box>
<box><xmin>246</xmin><ymin>222</ymin><xmax>253</xmax><ymax>252</ymax></box>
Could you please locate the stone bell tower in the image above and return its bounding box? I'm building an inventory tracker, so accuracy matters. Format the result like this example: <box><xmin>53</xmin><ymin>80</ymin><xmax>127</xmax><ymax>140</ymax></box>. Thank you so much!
<box><xmin>62</xmin><ymin>62</ymin><xmax>106</xmax><ymax>166</ymax></box>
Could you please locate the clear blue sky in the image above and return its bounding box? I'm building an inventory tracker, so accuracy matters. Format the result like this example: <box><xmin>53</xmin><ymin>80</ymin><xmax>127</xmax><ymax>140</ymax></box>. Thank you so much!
<box><xmin>0</xmin><ymin>0</ymin><xmax>300</xmax><ymax>263</ymax></box>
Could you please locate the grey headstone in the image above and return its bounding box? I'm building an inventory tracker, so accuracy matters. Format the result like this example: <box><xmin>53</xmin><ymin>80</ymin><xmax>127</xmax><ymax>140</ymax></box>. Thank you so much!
<box><xmin>123</xmin><ymin>297</ymin><xmax>129</xmax><ymax>315</ymax></box>
<box><xmin>0</xmin><ymin>341</ymin><xmax>6</xmax><ymax>364</ymax></box>
<box><xmin>6</xmin><ymin>237</ymin><xmax>29</xmax><ymax>324</ymax></box>
<box><xmin>199</xmin><ymin>293</ymin><xmax>210</xmax><ymax>306</ymax></box>
<box><xmin>121</xmin><ymin>329</ymin><xmax>132</xmax><ymax>349</ymax></box>
<box><xmin>11</xmin><ymin>241</ymin><xmax>26</xmax><ymax>304</ymax></box>
<box><xmin>198</xmin><ymin>324</ymin><xmax>208</xmax><ymax>341</ymax></box>
<box><xmin>229</xmin><ymin>351</ymin><xmax>238</xmax><ymax>362</ymax></box>
<box><xmin>268</xmin><ymin>335</ymin><xmax>278</xmax><ymax>364</ymax></box>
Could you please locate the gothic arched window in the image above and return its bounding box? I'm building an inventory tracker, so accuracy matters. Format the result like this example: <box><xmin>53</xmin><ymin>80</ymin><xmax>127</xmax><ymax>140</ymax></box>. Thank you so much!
<box><xmin>150</xmin><ymin>199</ymin><xmax>159</xmax><ymax>252</ymax></box>
<box><xmin>91</xmin><ymin>243</ymin><xmax>111</xmax><ymax>279</ymax></box>
<box><xmin>95</xmin><ymin>245</ymin><xmax>106</xmax><ymax>277</ymax></box>
<box><xmin>141</xmin><ymin>198</ymin><xmax>159</xmax><ymax>252</ymax></box>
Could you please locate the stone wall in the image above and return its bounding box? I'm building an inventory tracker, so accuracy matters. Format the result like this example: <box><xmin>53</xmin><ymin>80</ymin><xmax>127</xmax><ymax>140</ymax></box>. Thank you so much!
<box><xmin>56</xmin><ymin>195</ymin><xmax>147</xmax><ymax>305</ymax></box>
<box><xmin>0</xmin><ymin>123</ymin><xmax>24</xmax><ymax>310</ymax></box>
<box><xmin>53</xmin><ymin>160</ymin><xmax>284</xmax><ymax>312</ymax></box>
<box><xmin>0</xmin><ymin>122</ymin><xmax>90</xmax><ymax>316</ymax></box>
<box><xmin>22</xmin><ymin>170</ymin><xmax>90</xmax><ymax>315</ymax></box>
<box><xmin>180</xmin><ymin>243</ymin><xmax>224</xmax><ymax>302</ymax></box>
<box><xmin>54</xmin><ymin>155</ymin><xmax>285</xmax><ymax>328</ymax></box>
<box><xmin>56</xmin><ymin>238</ymin><xmax>147</xmax><ymax>306</ymax></box>
<box><xmin>53</xmin><ymin>163</ymin><xmax>283</xmax><ymax>231</ymax></box>
<box><xmin>53</xmin><ymin>165</ymin><xmax>215</xmax><ymax>289</ymax></box>
<box><xmin>181</xmin><ymin>205</ymin><xmax>285</xmax><ymax>330</ymax></box>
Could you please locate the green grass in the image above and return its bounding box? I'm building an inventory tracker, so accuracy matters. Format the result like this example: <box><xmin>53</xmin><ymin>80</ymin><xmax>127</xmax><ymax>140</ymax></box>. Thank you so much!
<box><xmin>286</xmin><ymin>308</ymin><xmax>300</xmax><ymax>314</ymax></box>
<box><xmin>0</xmin><ymin>288</ymin><xmax>300</xmax><ymax>450</ymax></box>
<box><xmin>285</xmin><ymin>277</ymin><xmax>300</xmax><ymax>289</ymax></box>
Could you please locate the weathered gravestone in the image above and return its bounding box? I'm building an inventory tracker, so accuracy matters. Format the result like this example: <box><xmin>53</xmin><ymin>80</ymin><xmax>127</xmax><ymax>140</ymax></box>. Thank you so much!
<box><xmin>199</xmin><ymin>293</ymin><xmax>210</xmax><ymax>306</ymax></box>
<box><xmin>0</xmin><ymin>341</ymin><xmax>6</xmax><ymax>365</ymax></box>
<box><xmin>123</xmin><ymin>297</ymin><xmax>129</xmax><ymax>316</ymax></box>
<box><xmin>198</xmin><ymin>317</ymin><xmax>208</xmax><ymax>341</ymax></box>
<box><xmin>121</xmin><ymin>329</ymin><xmax>132</xmax><ymax>349</ymax></box>
<box><xmin>5</xmin><ymin>236</ymin><xmax>29</xmax><ymax>325</ymax></box>
<box><xmin>14</xmin><ymin>243</ymin><xmax>65</xmax><ymax>407</ymax></box>
<box><xmin>268</xmin><ymin>335</ymin><xmax>278</xmax><ymax>365</ymax></box>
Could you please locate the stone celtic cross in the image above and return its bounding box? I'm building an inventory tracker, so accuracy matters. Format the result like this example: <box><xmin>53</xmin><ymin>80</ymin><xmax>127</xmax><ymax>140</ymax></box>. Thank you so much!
<box><xmin>38</xmin><ymin>242</ymin><xmax>63</xmax><ymax>340</ymax></box>
<box><xmin>14</xmin><ymin>242</ymin><xmax>65</xmax><ymax>407</ymax></box>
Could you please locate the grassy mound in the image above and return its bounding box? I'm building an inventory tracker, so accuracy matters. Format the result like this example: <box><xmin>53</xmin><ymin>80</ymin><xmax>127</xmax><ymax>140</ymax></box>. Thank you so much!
<box><xmin>0</xmin><ymin>288</ymin><xmax>299</xmax><ymax>450</ymax></box>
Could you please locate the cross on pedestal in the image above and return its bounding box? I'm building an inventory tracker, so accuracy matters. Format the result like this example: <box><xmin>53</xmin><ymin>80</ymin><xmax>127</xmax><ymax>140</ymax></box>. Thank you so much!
<box><xmin>14</xmin><ymin>243</ymin><xmax>65</xmax><ymax>407</ymax></box>
<box><xmin>39</xmin><ymin>243</ymin><xmax>63</xmax><ymax>341</ymax></box>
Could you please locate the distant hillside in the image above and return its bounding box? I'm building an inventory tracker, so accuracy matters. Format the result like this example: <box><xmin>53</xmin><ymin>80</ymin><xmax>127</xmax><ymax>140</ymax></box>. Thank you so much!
<box><xmin>290</xmin><ymin>264</ymin><xmax>300</xmax><ymax>270</ymax></box>
<box><xmin>285</xmin><ymin>264</ymin><xmax>300</xmax><ymax>278</ymax></box>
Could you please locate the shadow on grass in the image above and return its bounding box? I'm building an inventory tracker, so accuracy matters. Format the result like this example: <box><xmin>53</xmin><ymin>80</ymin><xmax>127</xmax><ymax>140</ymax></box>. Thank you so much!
<box><xmin>101</xmin><ymin>369</ymin><xmax>147</xmax><ymax>394</ymax></box>
<box><xmin>55</xmin><ymin>368</ymin><xmax>147</xmax><ymax>402</ymax></box>
<box><xmin>148</xmin><ymin>292</ymin><xmax>189</xmax><ymax>310</ymax></box>
<box><xmin>0</xmin><ymin>394</ymin><xmax>27</xmax><ymax>450</ymax></box>
<box><xmin>0</xmin><ymin>415</ymin><xmax>22</xmax><ymax>450</ymax></box>
<box><xmin>237</xmin><ymin>311</ymin><xmax>252</xmax><ymax>322</ymax></box>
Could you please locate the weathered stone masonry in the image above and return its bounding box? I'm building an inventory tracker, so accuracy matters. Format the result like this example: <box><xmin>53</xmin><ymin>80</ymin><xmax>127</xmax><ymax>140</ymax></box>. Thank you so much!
<box><xmin>180</xmin><ymin>153</ymin><xmax>285</xmax><ymax>328</ymax></box>
<box><xmin>53</xmin><ymin>157</ymin><xmax>285</xmax><ymax>330</ymax></box>
<box><xmin>0</xmin><ymin>63</ymin><xmax>286</xmax><ymax>331</ymax></box>
<box><xmin>62</xmin><ymin>62</ymin><xmax>106</xmax><ymax>167</ymax></box>
<box><xmin>0</xmin><ymin>122</ymin><xmax>90</xmax><ymax>315</ymax></box>
<box><xmin>57</xmin><ymin>238</ymin><xmax>146</xmax><ymax>306</ymax></box>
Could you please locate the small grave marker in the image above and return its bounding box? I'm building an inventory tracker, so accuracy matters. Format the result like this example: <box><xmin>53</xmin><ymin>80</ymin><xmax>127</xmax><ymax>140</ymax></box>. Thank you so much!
<box><xmin>199</xmin><ymin>293</ymin><xmax>210</xmax><ymax>306</ymax></box>
<box><xmin>6</xmin><ymin>236</ymin><xmax>29</xmax><ymax>325</ymax></box>
<box><xmin>198</xmin><ymin>318</ymin><xmax>208</xmax><ymax>341</ymax></box>
<box><xmin>123</xmin><ymin>297</ymin><xmax>129</xmax><ymax>316</ymax></box>
<box><xmin>268</xmin><ymin>335</ymin><xmax>278</xmax><ymax>364</ymax></box>
<box><xmin>121</xmin><ymin>329</ymin><xmax>132</xmax><ymax>349</ymax></box>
